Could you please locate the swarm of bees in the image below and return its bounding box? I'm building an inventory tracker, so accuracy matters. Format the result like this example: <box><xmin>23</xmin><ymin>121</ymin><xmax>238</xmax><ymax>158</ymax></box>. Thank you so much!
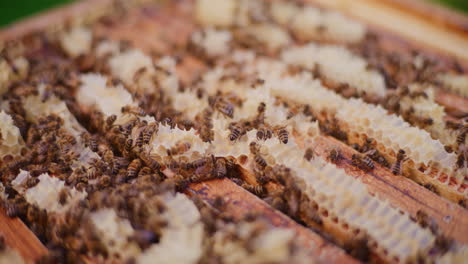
<box><xmin>0</xmin><ymin>0</ymin><xmax>467</xmax><ymax>263</ymax></box>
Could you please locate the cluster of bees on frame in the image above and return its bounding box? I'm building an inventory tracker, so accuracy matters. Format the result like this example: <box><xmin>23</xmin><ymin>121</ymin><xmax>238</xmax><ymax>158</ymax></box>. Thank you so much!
<box><xmin>0</xmin><ymin>0</ymin><xmax>467</xmax><ymax>263</ymax></box>
<box><xmin>0</xmin><ymin>26</ymin><xmax>307</xmax><ymax>264</ymax></box>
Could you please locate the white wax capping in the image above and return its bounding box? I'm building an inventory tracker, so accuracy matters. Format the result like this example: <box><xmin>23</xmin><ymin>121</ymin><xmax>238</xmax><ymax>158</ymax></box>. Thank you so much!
<box><xmin>109</xmin><ymin>49</ymin><xmax>159</xmax><ymax>93</ymax></box>
<box><xmin>437</xmin><ymin>73</ymin><xmax>468</xmax><ymax>98</ymax></box>
<box><xmin>242</xmin><ymin>24</ymin><xmax>291</xmax><ymax>51</ymax></box>
<box><xmin>138</xmin><ymin>193</ymin><xmax>204</xmax><ymax>264</ymax></box>
<box><xmin>290</xmin><ymin>6</ymin><xmax>366</xmax><ymax>43</ymax></box>
<box><xmin>171</xmin><ymin>91</ymin><xmax>208</xmax><ymax>120</ymax></box>
<box><xmin>60</xmin><ymin>27</ymin><xmax>92</xmax><ymax>57</ymax></box>
<box><xmin>24</xmin><ymin>173</ymin><xmax>87</xmax><ymax>213</ymax></box>
<box><xmin>78</xmin><ymin>73</ymin><xmax>136</xmax><ymax>117</ymax></box>
<box><xmin>191</xmin><ymin>28</ymin><xmax>232</xmax><ymax>57</ymax></box>
<box><xmin>195</xmin><ymin>0</ymin><xmax>236</xmax><ymax>27</ymax></box>
<box><xmin>96</xmin><ymin>40</ymin><xmax>120</xmax><ymax>58</ymax></box>
<box><xmin>24</xmin><ymin>87</ymin><xmax>86</xmax><ymax>138</ymax></box>
<box><xmin>282</xmin><ymin>44</ymin><xmax>386</xmax><ymax>98</ymax></box>
<box><xmin>150</xmin><ymin>124</ymin><xmax>209</xmax><ymax>159</ymax></box>
<box><xmin>91</xmin><ymin>208</ymin><xmax>141</xmax><ymax>259</ymax></box>
<box><xmin>0</xmin><ymin>110</ymin><xmax>24</xmax><ymax>157</ymax></box>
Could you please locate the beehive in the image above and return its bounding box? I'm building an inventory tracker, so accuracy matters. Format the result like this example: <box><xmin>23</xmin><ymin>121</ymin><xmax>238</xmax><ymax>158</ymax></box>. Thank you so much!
<box><xmin>0</xmin><ymin>0</ymin><xmax>467</xmax><ymax>263</ymax></box>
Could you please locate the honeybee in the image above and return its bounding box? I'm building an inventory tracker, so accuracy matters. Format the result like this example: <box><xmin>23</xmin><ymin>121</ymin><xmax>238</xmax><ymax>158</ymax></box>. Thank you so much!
<box><xmin>87</xmin><ymin>167</ymin><xmax>101</xmax><ymax>180</ymax></box>
<box><xmin>89</xmin><ymin>110</ymin><xmax>105</xmax><ymax>131</ymax></box>
<box><xmin>58</xmin><ymin>188</ymin><xmax>69</xmax><ymax>205</ymax></box>
<box><xmin>415</xmin><ymin>210</ymin><xmax>435</xmax><ymax>232</ymax></box>
<box><xmin>215</xmin><ymin>98</ymin><xmax>234</xmax><ymax>118</ymax></box>
<box><xmin>256</xmin><ymin>126</ymin><xmax>272</xmax><ymax>140</ymax></box>
<box><xmin>266</xmin><ymin>195</ymin><xmax>288</xmax><ymax>213</ymax></box>
<box><xmin>140</xmin><ymin>153</ymin><xmax>161</xmax><ymax>171</ymax></box>
<box><xmin>254</xmin><ymin>102</ymin><xmax>266</xmax><ymax>125</ymax></box>
<box><xmin>351</xmin><ymin>154</ymin><xmax>374</xmax><ymax>172</ymax></box>
<box><xmin>0</xmin><ymin>234</ymin><xmax>5</xmax><ymax>251</ymax></box>
<box><xmin>274</xmin><ymin>126</ymin><xmax>289</xmax><ymax>144</ymax></box>
<box><xmin>127</xmin><ymin>159</ymin><xmax>142</xmax><ymax>179</ymax></box>
<box><xmin>446</xmin><ymin>120</ymin><xmax>462</xmax><ymax>130</ymax></box>
<box><xmin>229</xmin><ymin>122</ymin><xmax>243</xmax><ymax>141</ymax></box>
<box><xmin>257</xmin><ymin>102</ymin><xmax>266</xmax><ymax>114</ymax></box>
<box><xmin>222</xmin><ymin>156</ymin><xmax>236</xmax><ymax>170</ymax></box>
<box><xmin>161</xmin><ymin>117</ymin><xmax>173</xmax><ymax>127</ymax></box>
<box><xmin>456</xmin><ymin>126</ymin><xmax>467</xmax><ymax>147</ymax></box>
<box><xmin>26</xmin><ymin>127</ymin><xmax>40</xmax><ymax>145</ymax></box>
<box><xmin>134</xmin><ymin>131</ymin><xmax>145</xmax><ymax>148</ymax></box>
<box><xmin>81</xmin><ymin>133</ymin><xmax>98</xmax><ymax>152</ymax></box>
<box><xmin>103</xmin><ymin>149</ymin><xmax>114</xmax><ymax>163</ymax></box>
<box><xmin>252</xmin><ymin>78</ymin><xmax>265</xmax><ymax>87</ymax></box>
<box><xmin>391</xmin><ymin>149</ymin><xmax>407</xmax><ymax>175</ymax></box>
<box><xmin>230</xmin><ymin>177</ymin><xmax>244</xmax><ymax>186</ymax></box>
<box><xmin>131</xmin><ymin>230</ymin><xmax>158</xmax><ymax>250</ymax></box>
<box><xmin>328</xmin><ymin>148</ymin><xmax>342</xmax><ymax>163</ymax></box>
<box><xmin>122</xmin><ymin>105</ymin><xmax>146</xmax><ymax>116</ymax></box>
<box><xmin>299</xmin><ymin>199</ymin><xmax>322</xmax><ymax>226</ymax></box>
<box><xmin>456</xmin><ymin>151</ymin><xmax>466</xmax><ymax>169</ymax></box>
<box><xmin>423</xmin><ymin>183</ymin><xmax>439</xmax><ymax>195</ymax></box>
<box><xmin>133</xmin><ymin>67</ymin><xmax>147</xmax><ymax>82</ymax></box>
<box><xmin>202</xmin><ymin>108</ymin><xmax>213</xmax><ymax>126</ymax></box>
<box><xmin>304</xmin><ymin>148</ymin><xmax>315</xmax><ymax>161</ymax></box>
<box><xmin>106</xmin><ymin>114</ymin><xmax>117</xmax><ymax>128</ymax></box>
<box><xmin>344</xmin><ymin>238</ymin><xmax>370</xmax><ymax>262</ymax></box>
<box><xmin>167</xmin><ymin>141</ymin><xmax>191</xmax><ymax>156</ymax></box>
<box><xmin>179</xmin><ymin>159</ymin><xmax>193</xmax><ymax>171</ymax></box>
<box><xmin>125</xmin><ymin>138</ymin><xmax>133</xmax><ymax>152</ymax></box>
<box><xmin>459</xmin><ymin>199</ymin><xmax>467</xmax><ymax>209</ymax></box>
<box><xmin>27</xmin><ymin>164</ymin><xmax>47</xmax><ymax>177</ymax></box>
<box><xmin>142</xmin><ymin>123</ymin><xmax>158</xmax><ymax>144</ymax></box>
<box><xmin>422</xmin><ymin>118</ymin><xmax>433</xmax><ymax>126</ymax></box>
<box><xmin>171</xmin><ymin>178</ymin><xmax>189</xmax><ymax>193</ymax></box>
<box><xmin>199</xmin><ymin>110</ymin><xmax>214</xmax><ymax>143</ymax></box>
<box><xmin>60</xmin><ymin>134</ymin><xmax>77</xmax><ymax>146</ymax></box>
<box><xmin>249</xmin><ymin>141</ymin><xmax>259</xmax><ymax>154</ymax></box>
<box><xmin>189</xmin><ymin>173</ymin><xmax>210</xmax><ymax>183</ymax></box>
<box><xmin>435</xmin><ymin>235</ymin><xmax>453</xmax><ymax>255</ymax></box>
<box><xmin>26</xmin><ymin>205</ymin><xmax>40</xmax><ymax>224</ymax></box>
<box><xmin>5</xmin><ymin>203</ymin><xmax>19</xmax><ymax>218</ymax></box>
<box><xmin>154</xmin><ymin>64</ymin><xmax>171</xmax><ymax>75</ymax></box>
<box><xmin>215</xmin><ymin>158</ymin><xmax>227</xmax><ymax>178</ymax></box>
<box><xmin>254</xmin><ymin>154</ymin><xmax>267</xmax><ymax>168</ymax></box>
<box><xmin>191</xmin><ymin>157</ymin><xmax>208</xmax><ymax>169</ymax></box>
<box><xmin>242</xmin><ymin>183</ymin><xmax>265</xmax><ymax>196</ymax></box>
<box><xmin>98</xmin><ymin>175</ymin><xmax>111</xmax><ymax>188</ymax></box>
<box><xmin>138</xmin><ymin>167</ymin><xmax>152</xmax><ymax>177</ymax></box>
<box><xmin>26</xmin><ymin>177</ymin><xmax>40</xmax><ymax>188</ymax></box>
<box><xmin>361</xmin><ymin>138</ymin><xmax>376</xmax><ymax>153</ymax></box>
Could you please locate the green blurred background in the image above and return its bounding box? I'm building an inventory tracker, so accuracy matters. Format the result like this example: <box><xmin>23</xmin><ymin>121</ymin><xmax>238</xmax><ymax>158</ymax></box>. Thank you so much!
<box><xmin>0</xmin><ymin>0</ymin><xmax>467</xmax><ymax>27</ymax></box>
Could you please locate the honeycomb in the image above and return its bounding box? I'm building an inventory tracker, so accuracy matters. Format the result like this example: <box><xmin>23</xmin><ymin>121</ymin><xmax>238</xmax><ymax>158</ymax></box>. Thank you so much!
<box><xmin>437</xmin><ymin>73</ymin><xmax>468</xmax><ymax>98</ymax></box>
<box><xmin>0</xmin><ymin>111</ymin><xmax>24</xmax><ymax>157</ymax></box>
<box><xmin>22</xmin><ymin>173</ymin><xmax>86</xmax><ymax>214</ymax></box>
<box><xmin>336</xmin><ymin>98</ymin><xmax>456</xmax><ymax>171</ymax></box>
<box><xmin>0</xmin><ymin>0</ymin><xmax>466</xmax><ymax>263</ymax></box>
<box><xmin>261</xmin><ymin>136</ymin><xmax>435</xmax><ymax>263</ymax></box>
<box><xmin>282</xmin><ymin>44</ymin><xmax>387</xmax><ymax>98</ymax></box>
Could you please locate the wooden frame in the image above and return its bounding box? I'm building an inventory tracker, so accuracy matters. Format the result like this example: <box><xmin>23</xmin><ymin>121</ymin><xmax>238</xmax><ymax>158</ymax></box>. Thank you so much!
<box><xmin>1</xmin><ymin>0</ymin><xmax>467</xmax><ymax>262</ymax></box>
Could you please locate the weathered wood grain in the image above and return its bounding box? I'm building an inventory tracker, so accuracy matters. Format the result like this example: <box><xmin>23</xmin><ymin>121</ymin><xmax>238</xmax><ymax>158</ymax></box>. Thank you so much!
<box><xmin>187</xmin><ymin>179</ymin><xmax>359</xmax><ymax>264</ymax></box>
<box><xmin>308</xmin><ymin>135</ymin><xmax>468</xmax><ymax>243</ymax></box>
<box><xmin>310</xmin><ymin>0</ymin><xmax>468</xmax><ymax>63</ymax></box>
<box><xmin>0</xmin><ymin>208</ymin><xmax>47</xmax><ymax>262</ymax></box>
